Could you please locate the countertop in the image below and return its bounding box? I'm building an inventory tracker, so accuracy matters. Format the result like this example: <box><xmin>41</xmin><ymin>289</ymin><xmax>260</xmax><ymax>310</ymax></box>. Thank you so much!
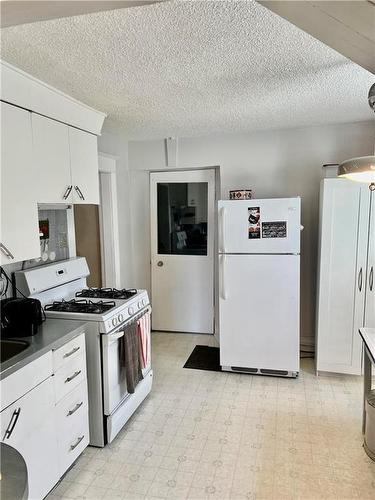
<box><xmin>0</xmin><ymin>443</ymin><xmax>28</xmax><ymax>500</ymax></box>
<box><xmin>0</xmin><ymin>318</ymin><xmax>87</xmax><ymax>380</ymax></box>
<box><xmin>359</xmin><ymin>328</ymin><xmax>375</xmax><ymax>364</ymax></box>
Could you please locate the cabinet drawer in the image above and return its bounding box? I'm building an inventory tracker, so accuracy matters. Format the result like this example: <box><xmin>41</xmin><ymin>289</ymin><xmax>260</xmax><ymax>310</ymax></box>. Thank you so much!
<box><xmin>53</xmin><ymin>333</ymin><xmax>85</xmax><ymax>372</ymax></box>
<box><xmin>54</xmin><ymin>354</ymin><xmax>86</xmax><ymax>403</ymax></box>
<box><xmin>58</xmin><ymin>421</ymin><xmax>89</xmax><ymax>474</ymax></box>
<box><xmin>56</xmin><ymin>381</ymin><xmax>88</xmax><ymax>435</ymax></box>
<box><xmin>1</xmin><ymin>351</ymin><xmax>53</xmax><ymax>411</ymax></box>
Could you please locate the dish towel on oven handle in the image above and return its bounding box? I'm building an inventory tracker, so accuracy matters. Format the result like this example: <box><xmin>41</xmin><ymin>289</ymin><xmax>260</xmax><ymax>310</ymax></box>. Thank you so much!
<box><xmin>119</xmin><ymin>321</ymin><xmax>143</xmax><ymax>394</ymax></box>
<box><xmin>138</xmin><ymin>311</ymin><xmax>150</xmax><ymax>369</ymax></box>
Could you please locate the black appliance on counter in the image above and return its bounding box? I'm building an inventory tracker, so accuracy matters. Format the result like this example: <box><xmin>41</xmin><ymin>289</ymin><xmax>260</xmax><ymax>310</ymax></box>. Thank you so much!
<box><xmin>0</xmin><ymin>298</ymin><xmax>44</xmax><ymax>338</ymax></box>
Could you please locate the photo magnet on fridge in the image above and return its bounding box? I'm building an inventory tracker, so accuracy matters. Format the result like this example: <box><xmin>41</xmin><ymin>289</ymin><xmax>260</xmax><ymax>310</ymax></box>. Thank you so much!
<box><xmin>248</xmin><ymin>207</ymin><xmax>260</xmax><ymax>239</ymax></box>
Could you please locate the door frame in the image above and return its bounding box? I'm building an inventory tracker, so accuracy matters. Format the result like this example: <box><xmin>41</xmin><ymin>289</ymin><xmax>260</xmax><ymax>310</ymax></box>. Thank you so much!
<box><xmin>98</xmin><ymin>152</ymin><xmax>121</xmax><ymax>288</ymax></box>
<box><xmin>149</xmin><ymin>166</ymin><xmax>220</xmax><ymax>338</ymax></box>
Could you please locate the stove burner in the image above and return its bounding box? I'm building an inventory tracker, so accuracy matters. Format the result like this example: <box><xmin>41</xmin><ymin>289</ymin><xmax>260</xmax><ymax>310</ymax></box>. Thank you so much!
<box><xmin>76</xmin><ymin>287</ymin><xmax>138</xmax><ymax>300</ymax></box>
<box><xmin>44</xmin><ymin>299</ymin><xmax>116</xmax><ymax>314</ymax></box>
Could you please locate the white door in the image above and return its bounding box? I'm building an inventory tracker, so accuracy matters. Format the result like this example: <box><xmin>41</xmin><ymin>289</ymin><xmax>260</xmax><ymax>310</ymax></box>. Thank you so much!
<box><xmin>1</xmin><ymin>102</ymin><xmax>40</xmax><ymax>264</ymax></box>
<box><xmin>316</xmin><ymin>179</ymin><xmax>370</xmax><ymax>375</ymax></box>
<box><xmin>69</xmin><ymin>127</ymin><xmax>100</xmax><ymax>204</ymax></box>
<box><xmin>219</xmin><ymin>198</ymin><xmax>301</xmax><ymax>254</ymax></box>
<box><xmin>219</xmin><ymin>254</ymin><xmax>300</xmax><ymax>372</ymax></box>
<box><xmin>365</xmin><ymin>191</ymin><xmax>375</xmax><ymax>328</ymax></box>
<box><xmin>32</xmin><ymin>113</ymin><xmax>72</xmax><ymax>203</ymax></box>
<box><xmin>1</xmin><ymin>377</ymin><xmax>59</xmax><ymax>499</ymax></box>
<box><xmin>150</xmin><ymin>170</ymin><xmax>215</xmax><ymax>333</ymax></box>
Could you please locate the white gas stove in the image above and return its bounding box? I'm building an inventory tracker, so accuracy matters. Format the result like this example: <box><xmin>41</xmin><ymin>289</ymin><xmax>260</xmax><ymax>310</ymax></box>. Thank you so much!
<box><xmin>43</xmin><ymin>291</ymin><xmax>149</xmax><ymax>334</ymax></box>
<box><xmin>15</xmin><ymin>257</ymin><xmax>153</xmax><ymax>447</ymax></box>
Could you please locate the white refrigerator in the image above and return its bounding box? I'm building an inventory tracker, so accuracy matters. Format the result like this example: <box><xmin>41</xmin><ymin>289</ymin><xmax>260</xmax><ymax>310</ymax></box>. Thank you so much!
<box><xmin>218</xmin><ymin>197</ymin><xmax>301</xmax><ymax>377</ymax></box>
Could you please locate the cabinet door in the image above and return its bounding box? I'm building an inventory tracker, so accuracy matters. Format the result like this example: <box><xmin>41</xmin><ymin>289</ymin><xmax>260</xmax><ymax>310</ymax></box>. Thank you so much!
<box><xmin>32</xmin><ymin>113</ymin><xmax>72</xmax><ymax>203</ymax></box>
<box><xmin>316</xmin><ymin>179</ymin><xmax>370</xmax><ymax>375</ymax></box>
<box><xmin>1</xmin><ymin>377</ymin><xmax>60</xmax><ymax>499</ymax></box>
<box><xmin>365</xmin><ymin>191</ymin><xmax>375</xmax><ymax>328</ymax></box>
<box><xmin>1</xmin><ymin>102</ymin><xmax>40</xmax><ymax>264</ymax></box>
<box><xmin>69</xmin><ymin>127</ymin><xmax>99</xmax><ymax>204</ymax></box>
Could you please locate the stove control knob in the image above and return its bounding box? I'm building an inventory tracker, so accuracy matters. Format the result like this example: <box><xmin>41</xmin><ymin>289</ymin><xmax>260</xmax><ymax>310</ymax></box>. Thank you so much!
<box><xmin>112</xmin><ymin>317</ymin><xmax>118</xmax><ymax>327</ymax></box>
<box><xmin>138</xmin><ymin>302</ymin><xmax>142</xmax><ymax>309</ymax></box>
<box><xmin>128</xmin><ymin>306</ymin><xmax>134</xmax><ymax>315</ymax></box>
<box><xmin>118</xmin><ymin>313</ymin><xmax>124</xmax><ymax>323</ymax></box>
<box><xmin>142</xmin><ymin>299</ymin><xmax>146</xmax><ymax>306</ymax></box>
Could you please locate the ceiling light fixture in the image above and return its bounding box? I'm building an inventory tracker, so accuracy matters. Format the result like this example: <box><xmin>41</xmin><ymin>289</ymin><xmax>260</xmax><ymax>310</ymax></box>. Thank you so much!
<box><xmin>338</xmin><ymin>83</ymin><xmax>375</xmax><ymax>191</ymax></box>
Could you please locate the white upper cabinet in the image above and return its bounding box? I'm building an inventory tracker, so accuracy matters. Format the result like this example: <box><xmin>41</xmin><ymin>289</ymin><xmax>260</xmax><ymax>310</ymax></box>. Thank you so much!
<box><xmin>32</xmin><ymin>113</ymin><xmax>72</xmax><ymax>203</ymax></box>
<box><xmin>69</xmin><ymin>127</ymin><xmax>99</xmax><ymax>204</ymax></box>
<box><xmin>1</xmin><ymin>102</ymin><xmax>40</xmax><ymax>264</ymax></box>
<box><xmin>32</xmin><ymin>113</ymin><xmax>100</xmax><ymax>204</ymax></box>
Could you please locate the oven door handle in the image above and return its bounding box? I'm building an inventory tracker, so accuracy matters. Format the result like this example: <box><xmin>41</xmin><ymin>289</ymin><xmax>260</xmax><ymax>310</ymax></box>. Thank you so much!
<box><xmin>103</xmin><ymin>330</ymin><xmax>124</xmax><ymax>347</ymax></box>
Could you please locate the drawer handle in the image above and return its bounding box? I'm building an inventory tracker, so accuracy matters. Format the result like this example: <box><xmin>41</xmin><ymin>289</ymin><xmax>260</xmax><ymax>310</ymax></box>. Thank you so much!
<box><xmin>65</xmin><ymin>370</ymin><xmax>81</xmax><ymax>383</ymax></box>
<box><xmin>63</xmin><ymin>346</ymin><xmax>80</xmax><ymax>358</ymax></box>
<box><xmin>70</xmin><ymin>435</ymin><xmax>85</xmax><ymax>451</ymax></box>
<box><xmin>67</xmin><ymin>401</ymin><xmax>84</xmax><ymax>417</ymax></box>
<box><xmin>4</xmin><ymin>408</ymin><xmax>21</xmax><ymax>439</ymax></box>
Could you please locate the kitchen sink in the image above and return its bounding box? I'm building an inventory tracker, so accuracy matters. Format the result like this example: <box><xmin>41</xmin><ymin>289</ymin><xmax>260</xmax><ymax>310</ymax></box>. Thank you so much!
<box><xmin>0</xmin><ymin>339</ymin><xmax>30</xmax><ymax>363</ymax></box>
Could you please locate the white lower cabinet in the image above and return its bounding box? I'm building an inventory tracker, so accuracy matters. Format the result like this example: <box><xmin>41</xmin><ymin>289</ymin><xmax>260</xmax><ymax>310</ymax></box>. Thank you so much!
<box><xmin>55</xmin><ymin>381</ymin><xmax>89</xmax><ymax>475</ymax></box>
<box><xmin>1</xmin><ymin>376</ymin><xmax>60</xmax><ymax>499</ymax></box>
<box><xmin>0</xmin><ymin>332</ymin><xmax>89</xmax><ymax>499</ymax></box>
<box><xmin>52</xmin><ymin>333</ymin><xmax>89</xmax><ymax>477</ymax></box>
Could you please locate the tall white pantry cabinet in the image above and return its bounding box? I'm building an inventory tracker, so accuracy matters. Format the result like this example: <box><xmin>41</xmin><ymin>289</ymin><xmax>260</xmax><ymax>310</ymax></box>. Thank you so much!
<box><xmin>316</xmin><ymin>178</ymin><xmax>375</xmax><ymax>375</ymax></box>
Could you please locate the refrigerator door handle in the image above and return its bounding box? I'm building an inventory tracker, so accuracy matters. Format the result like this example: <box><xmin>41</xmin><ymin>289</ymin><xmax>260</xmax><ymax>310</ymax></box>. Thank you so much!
<box><xmin>220</xmin><ymin>255</ymin><xmax>228</xmax><ymax>300</ymax></box>
<box><xmin>220</xmin><ymin>206</ymin><xmax>227</xmax><ymax>253</ymax></box>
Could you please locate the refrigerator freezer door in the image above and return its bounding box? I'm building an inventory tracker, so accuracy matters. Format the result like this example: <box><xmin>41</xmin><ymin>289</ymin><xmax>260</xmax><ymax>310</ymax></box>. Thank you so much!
<box><xmin>218</xmin><ymin>198</ymin><xmax>301</xmax><ymax>254</ymax></box>
<box><xmin>219</xmin><ymin>254</ymin><xmax>300</xmax><ymax>372</ymax></box>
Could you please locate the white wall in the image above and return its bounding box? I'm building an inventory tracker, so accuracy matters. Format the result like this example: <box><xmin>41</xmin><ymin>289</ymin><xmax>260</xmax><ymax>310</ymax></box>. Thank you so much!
<box><xmin>97</xmin><ymin>131</ymin><xmax>134</xmax><ymax>286</ymax></box>
<box><xmin>126</xmin><ymin>120</ymin><xmax>374</xmax><ymax>345</ymax></box>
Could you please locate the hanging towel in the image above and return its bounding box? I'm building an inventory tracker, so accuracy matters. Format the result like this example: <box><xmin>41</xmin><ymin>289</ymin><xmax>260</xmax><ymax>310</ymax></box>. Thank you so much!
<box><xmin>119</xmin><ymin>321</ymin><xmax>143</xmax><ymax>394</ymax></box>
<box><xmin>138</xmin><ymin>312</ymin><xmax>151</xmax><ymax>369</ymax></box>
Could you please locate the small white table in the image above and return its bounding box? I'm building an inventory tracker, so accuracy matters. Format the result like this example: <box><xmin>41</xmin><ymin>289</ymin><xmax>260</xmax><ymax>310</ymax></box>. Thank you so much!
<box><xmin>359</xmin><ymin>328</ymin><xmax>375</xmax><ymax>439</ymax></box>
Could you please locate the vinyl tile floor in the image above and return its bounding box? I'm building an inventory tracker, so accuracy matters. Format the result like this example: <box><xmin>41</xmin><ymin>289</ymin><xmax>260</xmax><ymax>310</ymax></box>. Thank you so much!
<box><xmin>49</xmin><ymin>332</ymin><xmax>375</xmax><ymax>500</ymax></box>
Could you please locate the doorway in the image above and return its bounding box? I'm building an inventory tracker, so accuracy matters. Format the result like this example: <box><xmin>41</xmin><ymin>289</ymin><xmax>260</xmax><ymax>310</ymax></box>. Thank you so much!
<box><xmin>150</xmin><ymin>169</ymin><xmax>216</xmax><ymax>334</ymax></box>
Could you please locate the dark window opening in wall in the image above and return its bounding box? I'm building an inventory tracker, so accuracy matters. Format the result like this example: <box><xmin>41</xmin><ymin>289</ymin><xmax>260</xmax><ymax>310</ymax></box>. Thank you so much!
<box><xmin>157</xmin><ymin>182</ymin><xmax>208</xmax><ymax>256</ymax></box>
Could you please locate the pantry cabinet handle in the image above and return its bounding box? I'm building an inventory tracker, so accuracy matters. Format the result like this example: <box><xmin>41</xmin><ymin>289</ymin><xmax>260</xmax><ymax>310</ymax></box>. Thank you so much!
<box><xmin>65</xmin><ymin>370</ymin><xmax>81</xmax><ymax>383</ymax></box>
<box><xmin>63</xmin><ymin>346</ymin><xmax>80</xmax><ymax>358</ymax></box>
<box><xmin>358</xmin><ymin>267</ymin><xmax>363</xmax><ymax>292</ymax></box>
<box><xmin>70</xmin><ymin>435</ymin><xmax>84</xmax><ymax>451</ymax></box>
<box><xmin>4</xmin><ymin>408</ymin><xmax>21</xmax><ymax>439</ymax></box>
<box><xmin>63</xmin><ymin>185</ymin><xmax>72</xmax><ymax>200</ymax></box>
<box><xmin>74</xmin><ymin>186</ymin><xmax>85</xmax><ymax>201</ymax></box>
<box><xmin>0</xmin><ymin>243</ymin><xmax>14</xmax><ymax>260</ymax></box>
<box><xmin>67</xmin><ymin>401</ymin><xmax>83</xmax><ymax>416</ymax></box>
<box><xmin>370</xmin><ymin>266</ymin><xmax>374</xmax><ymax>292</ymax></box>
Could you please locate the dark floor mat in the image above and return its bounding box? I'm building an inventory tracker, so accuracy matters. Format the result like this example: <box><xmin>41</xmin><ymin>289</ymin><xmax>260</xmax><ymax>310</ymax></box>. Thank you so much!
<box><xmin>183</xmin><ymin>345</ymin><xmax>221</xmax><ymax>372</ymax></box>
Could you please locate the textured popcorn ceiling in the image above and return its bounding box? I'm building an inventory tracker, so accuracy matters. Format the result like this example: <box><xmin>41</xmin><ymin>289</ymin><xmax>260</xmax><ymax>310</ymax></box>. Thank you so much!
<box><xmin>1</xmin><ymin>0</ymin><xmax>373</xmax><ymax>139</ymax></box>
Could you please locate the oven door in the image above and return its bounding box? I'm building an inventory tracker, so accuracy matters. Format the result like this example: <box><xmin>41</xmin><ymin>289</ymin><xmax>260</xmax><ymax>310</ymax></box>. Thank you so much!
<box><xmin>102</xmin><ymin>326</ymin><xmax>128</xmax><ymax>415</ymax></box>
<box><xmin>101</xmin><ymin>309</ymin><xmax>151</xmax><ymax>416</ymax></box>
